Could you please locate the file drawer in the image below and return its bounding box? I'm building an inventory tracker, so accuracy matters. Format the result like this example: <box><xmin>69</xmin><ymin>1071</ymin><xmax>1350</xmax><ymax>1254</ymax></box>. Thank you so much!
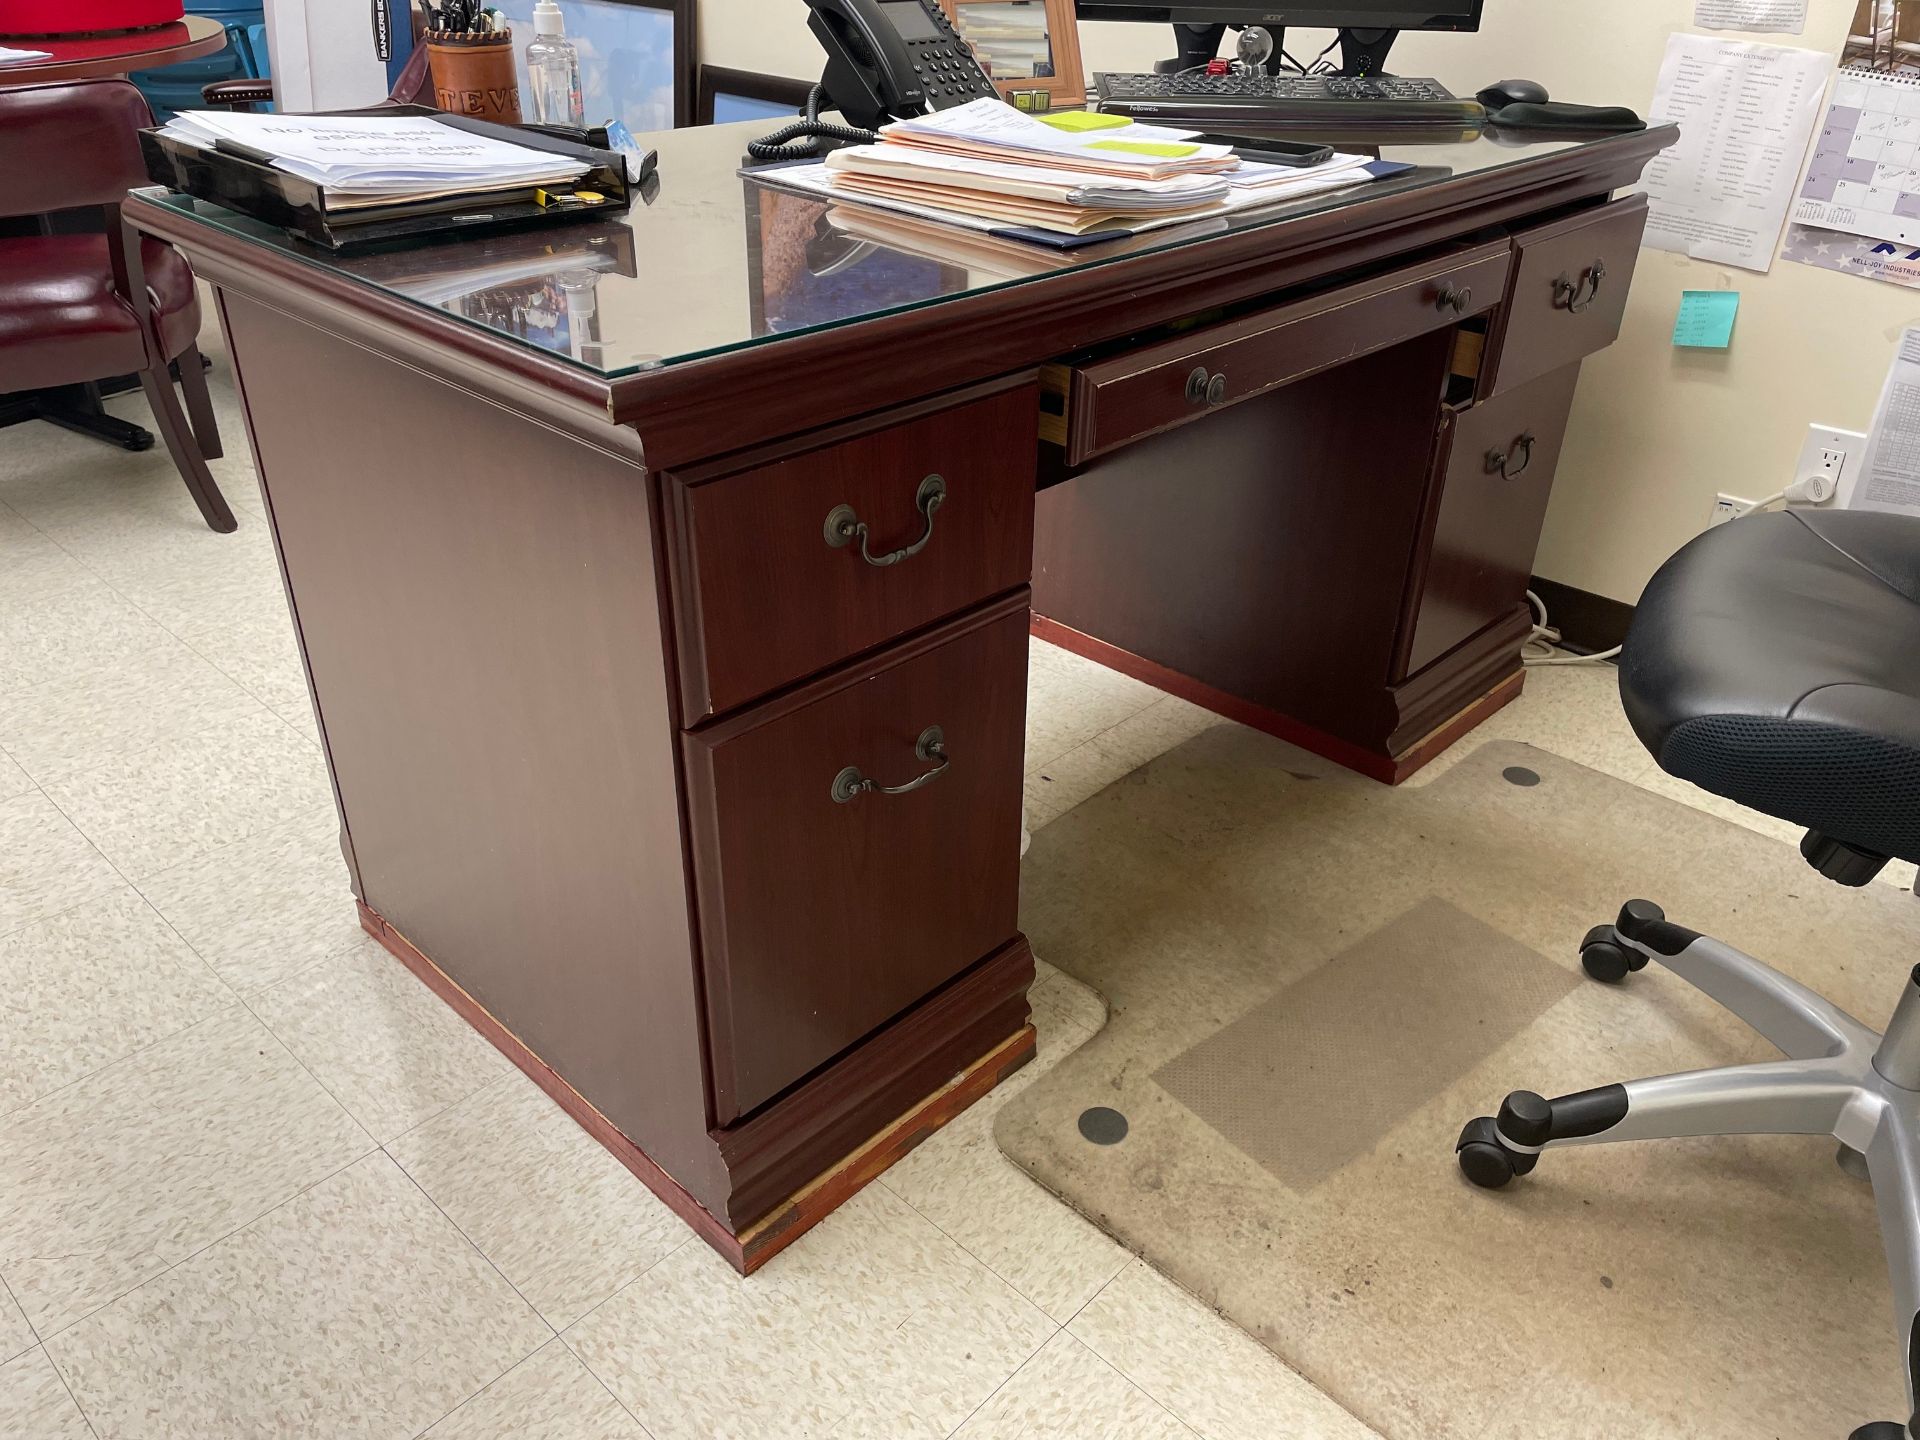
<box><xmin>1400</xmin><ymin>364</ymin><xmax>1583</xmax><ymax>678</ymax></box>
<box><xmin>682</xmin><ymin>597</ymin><xmax>1029</xmax><ymax>1123</ymax></box>
<box><xmin>665</xmin><ymin>382</ymin><xmax>1037</xmax><ymax>720</ymax></box>
<box><xmin>1486</xmin><ymin>195</ymin><xmax>1646</xmax><ymax>397</ymax></box>
<box><xmin>1041</xmin><ymin>242</ymin><xmax>1511</xmax><ymax>465</ymax></box>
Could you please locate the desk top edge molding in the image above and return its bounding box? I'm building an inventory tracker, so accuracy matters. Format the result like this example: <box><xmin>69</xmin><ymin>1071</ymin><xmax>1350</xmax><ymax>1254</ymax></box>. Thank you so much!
<box><xmin>128</xmin><ymin>124</ymin><xmax>1674</xmax><ymax>468</ymax></box>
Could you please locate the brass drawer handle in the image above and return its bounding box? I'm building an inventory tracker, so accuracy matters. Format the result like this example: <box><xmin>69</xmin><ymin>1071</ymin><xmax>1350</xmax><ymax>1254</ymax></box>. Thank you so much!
<box><xmin>1184</xmin><ymin>366</ymin><xmax>1227</xmax><ymax>408</ymax></box>
<box><xmin>831</xmin><ymin>726</ymin><xmax>949</xmax><ymax>803</ymax></box>
<box><xmin>824</xmin><ymin>474</ymin><xmax>946</xmax><ymax>568</ymax></box>
<box><xmin>1434</xmin><ymin>282</ymin><xmax>1472</xmax><ymax>315</ymax></box>
<box><xmin>1553</xmin><ymin>258</ymin><xmax>1607</xmax><ymax>314</ymax></box>
<box><xmin>1485</xmin><ymin>432</ymin><xmax>1536</xmax><ymax>481</ymax></box>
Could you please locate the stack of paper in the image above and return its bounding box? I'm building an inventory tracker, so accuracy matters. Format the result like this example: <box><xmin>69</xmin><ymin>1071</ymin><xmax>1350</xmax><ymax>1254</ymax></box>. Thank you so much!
<box><xmin>801</xmin><ymin>98</ymin><xmax>1387</xmax><ymax>241</ymax></box>
<box><xmin>159</xmin><ymin>111</ymin><xmax>589</xmax><ymax>209</ymax></box>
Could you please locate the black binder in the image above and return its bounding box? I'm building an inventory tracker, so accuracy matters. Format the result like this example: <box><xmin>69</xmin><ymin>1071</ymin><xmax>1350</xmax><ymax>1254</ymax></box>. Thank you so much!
<box><xmin>139</xmin><ymin>106</ymin><xmax>633</xmax><ymax>252</ymax></box>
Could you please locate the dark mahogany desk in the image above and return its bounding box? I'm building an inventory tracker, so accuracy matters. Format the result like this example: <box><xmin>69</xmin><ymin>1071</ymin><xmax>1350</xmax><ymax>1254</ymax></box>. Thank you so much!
<box><xmin>128</xmin><ymin>116</ymin><xmax>1673</xmax><ymax>1272</ymax></box>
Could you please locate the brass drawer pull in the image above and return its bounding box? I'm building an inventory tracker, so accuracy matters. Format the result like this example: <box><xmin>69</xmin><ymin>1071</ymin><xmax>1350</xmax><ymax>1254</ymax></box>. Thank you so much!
<box><xmin>1434</xmin><ymin>282</ymin><xmax>1472</xmax><ymax>315</ymax></box>
<box><xmin>831</xmin><ymin>726</ymin><xmax>950</xmax><ymax>803</ymax></box>
<box><xmin>1553</xmin><ymin>258</ymin><xmax>1607</xmax><ymax>314</ymax></box>
<box><xmin>824</xmin><ymin>474</ymin><xmax>946</xmax><ymax>568</ymax></box>
<box><xmin>1184</xmin><ymin>366</ymin><xmax>1227</xmax><ymax>408</ymax></box>
<box><xmin>1485</xmin><ymin>432</ymin><xmax>1536</xmax><ymax>481</ymax></box>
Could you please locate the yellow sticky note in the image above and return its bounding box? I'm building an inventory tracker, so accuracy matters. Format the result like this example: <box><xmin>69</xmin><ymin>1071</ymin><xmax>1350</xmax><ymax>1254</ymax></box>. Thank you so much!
<box><xmin>1036</xmin><ymin>111</ymin><xmax>1131</xmax><ymax>132</ymax></box>
<box><xmin>1086</xmin><ymin>138</ymin><xmax>1202</xmax><ymax>158</ymax></box>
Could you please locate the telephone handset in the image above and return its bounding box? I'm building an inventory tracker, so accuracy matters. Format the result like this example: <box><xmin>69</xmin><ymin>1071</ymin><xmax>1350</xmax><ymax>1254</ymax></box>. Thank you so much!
<box><xmin>746</xmin><ymin>0</ymin><xmax>999</xmax><ymax>162</ymax></box>
<box><xmin>808</xmin><ymin>0</ymin><xmax>998</xmax><ymax>130</ymax></box>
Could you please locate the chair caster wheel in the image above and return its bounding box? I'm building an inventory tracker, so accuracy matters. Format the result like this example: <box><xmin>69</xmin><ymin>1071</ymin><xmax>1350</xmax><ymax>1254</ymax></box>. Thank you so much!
<box><xmin>1579</xmin><ymin>924</ymin><xmax>1644</xmax><ymax>984</ymax></box>
<box><xmin>1456</xmin><ymin>1115</ymin><xmax>1532</xmax><ymax>1189</ymax></box>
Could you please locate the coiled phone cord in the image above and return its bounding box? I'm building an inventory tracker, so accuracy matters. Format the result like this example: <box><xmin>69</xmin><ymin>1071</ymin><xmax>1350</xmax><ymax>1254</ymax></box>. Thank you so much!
<box><xmin>745</xmin><ymin>85</ymin><xmax>879</xmax><ymax>162</ymax></box>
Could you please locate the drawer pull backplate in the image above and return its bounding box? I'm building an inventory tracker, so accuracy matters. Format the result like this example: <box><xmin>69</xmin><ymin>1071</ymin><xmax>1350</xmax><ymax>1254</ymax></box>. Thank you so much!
<box><xmin>824</xmin><ymin>474</ymin><xmax>947</xmax><ymax>568</ymax></box>
<box><xmin>1552</xmin><ymin>259</ymin><xmax>1607</xmax><ymax>314</ymax></box>
<box><xmin>831</xmin><ymin>725</ymin><xmax>950</xmax><ymax>803</ymax></box>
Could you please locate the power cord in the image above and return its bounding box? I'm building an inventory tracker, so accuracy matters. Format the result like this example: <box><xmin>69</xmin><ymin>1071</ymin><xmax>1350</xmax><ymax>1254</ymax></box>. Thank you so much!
<box><xmin>1523</xmin><ymin>590</ymin><xmax>1620</xmax><ymax>667</ymax></box>
<box><xmin>1522</xmin><ymin>479</ymin><xmax>1832</xmax><ymax>668</ymax></box>
<box><xmin>745</xmin><ymin>85</ymin><xmax>879</xmax><ymax>162</ymax></box>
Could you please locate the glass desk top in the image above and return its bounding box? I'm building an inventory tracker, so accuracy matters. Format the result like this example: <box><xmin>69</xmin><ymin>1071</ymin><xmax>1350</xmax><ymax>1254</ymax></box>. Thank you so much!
<box><xmin>142</xmin><ymin>118</ymin><xmax>1657</xmax><ymax>381</ymax></box>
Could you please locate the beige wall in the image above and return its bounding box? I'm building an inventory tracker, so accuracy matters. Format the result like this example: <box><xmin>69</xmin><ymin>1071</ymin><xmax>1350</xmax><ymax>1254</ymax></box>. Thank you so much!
<box><xmin>701</xmin><ymin>0</ymin><xmax>1913</xmax><ymax>604</ymax></box>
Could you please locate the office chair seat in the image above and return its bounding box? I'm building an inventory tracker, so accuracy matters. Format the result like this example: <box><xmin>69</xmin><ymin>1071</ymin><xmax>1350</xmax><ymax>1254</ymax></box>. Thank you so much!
<box><xmin>0</xmin><ymin>234</ymin><xmax>201</xmax><ymax>393</ymax></box>
<box><xmin>1460</xmin><ymin>506</ymin><xmax>1920</xmax><ymax>1439</ymax></box>
<box><xmin>1619</xmin><ymin>508</ymin><xmax>1920</xmax><ymax>867</ymax></box>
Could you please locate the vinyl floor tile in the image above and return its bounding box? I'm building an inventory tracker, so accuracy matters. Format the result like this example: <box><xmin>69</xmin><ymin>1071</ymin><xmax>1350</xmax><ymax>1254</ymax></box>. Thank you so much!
<box><xmin>0</xmin><ymin>887</ymin><xmax>232</xmax><ymax>1116</ymax></box>
<box><xmin>568</xmin><ymin>1187</ymin><xmax>1055</xmax><ymax>1440</ymax></box>
<box><xmin>0</xmin><ymin>1284</ymin><xmax>32</xmax><ymax>1363</ymax></box>
<box><xmin>390</xmin><ymin>1073</ymin><xmax>684</xmax><ymax>1331</ymax></box>
<box><xmin>0</xmin><ymin>790</ymin><xmax>122</xmax><ymax>940</ymax></box>
<box><xmin>0</xmin><ymin>1004</ymin><xmax>371</xmax><ymax>1337</ymax></box>
<box><xmin>135</xmin><ymin>805</ymin><xmax>359</xmax><ymax>994</ymax></box>
<box><xmin>0</xmin><ymin>1346</ymin><xmax>91</xmax><ymax>1440</ymax></box>
<box><xmin>1068</xmin><ymin>1262</ymin><xmax>1382</xmax><ymax>1440</ymax></box>
<box><xmin>950</xmin><ymin>1331</ymin><xmax>1196</xmax><ymax>1440</ymax></box>
<box><xmin>0</xmin><ymin>639</ymin><xmax>265</xmax><ymax>786</ymax></box>
<box><xmin>47</xmin><ymin>1152</ymin><xmax>551</xmax><ymax>1440</ymax></box>
<box><xmin>424</xmin><ymin>1341</ymin><xmax>646</xmax><ymax>1440</ymax></box>
<box><xmin>1025</xmin><ymin>639</ymin><xmax>1162</xmax><ymax>777</ymax></box>
<box><xmin>0</xmin><ymin>580</ymin><xmax>172</xmax><ymax>696</ymax></box>
<box><xmin>0</xmin><ymin>750</ymin><xmax>29</xmax><ymax>804</ymax></box>
<box><xmin>0</xmin><ymin>508</ymin><xmax>93</xmax><ymax>609</ymax></box>
<box><xmin>39</xmin><ymin>709</ymin><xmax>332</xmax><ymax>881</ymax></box>
<box><xmin>249</xmin><ymin>937</ymin><xmax>513</xmax><ymax>1143</ymax></box>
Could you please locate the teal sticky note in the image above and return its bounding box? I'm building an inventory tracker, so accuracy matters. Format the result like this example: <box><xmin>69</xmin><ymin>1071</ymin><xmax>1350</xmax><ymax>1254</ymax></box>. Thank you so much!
<box><xmin>1673</xmin><ymin>290</ymin><xmax>1740</xmax><ymax>349</ymax></box>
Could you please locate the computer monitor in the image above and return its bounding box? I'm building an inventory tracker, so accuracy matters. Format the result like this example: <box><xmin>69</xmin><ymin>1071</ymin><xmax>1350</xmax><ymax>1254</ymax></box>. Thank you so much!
<box><xmin>1071</xmin><ymin>2</ymin><xmax>1482</xmax><ymax>27</ymax></box>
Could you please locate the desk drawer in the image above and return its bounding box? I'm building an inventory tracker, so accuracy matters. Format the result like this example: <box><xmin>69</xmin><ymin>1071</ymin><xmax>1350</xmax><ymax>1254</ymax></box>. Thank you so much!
<box><xmin>1487</xmin><ymin>196</ymin><xmax>1646</xmax><ymax>398</ymax></box>
<box><xmin>683</xmin><ymin>598</ymin><xmax>1029</xmax><ymax>1123</ymax></box>
<box><xmin>1401</xmin><ymin>364</ymin><xmax>1583</xmax><ymax>678</ymax></box>
<box><xmin>666</xmin><ymin>383</ymin><xmax>1037</xmax><ymax>720</ymax></box>
<box><xmin>1043</xmin><ymin>242</ymin><xmax>1511</xmax><ymax>466</ymax></box>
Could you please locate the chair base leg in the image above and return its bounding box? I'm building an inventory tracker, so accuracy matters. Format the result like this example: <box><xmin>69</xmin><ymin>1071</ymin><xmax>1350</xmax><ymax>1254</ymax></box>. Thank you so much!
<box><xmin>1460</xmin><ymin>904</ymin><xmax>1920</xmax><ymax>1436</ymax></box>
<box><xmin>0</xmin><ymin>382</ymin><xmax>154</xmax><ymax>450</ymax></box>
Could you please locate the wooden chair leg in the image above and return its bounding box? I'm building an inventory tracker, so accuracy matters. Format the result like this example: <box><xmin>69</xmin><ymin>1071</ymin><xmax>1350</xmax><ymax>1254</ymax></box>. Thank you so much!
<box><xmin>139</xmin><ymin>364</ymin><xmax>237</xmax><ymax>533</ymax></box>
<box><xmin>173</xmin><ymin>342</ymin><xmax>224</xmax><ymax>460</ymax></box>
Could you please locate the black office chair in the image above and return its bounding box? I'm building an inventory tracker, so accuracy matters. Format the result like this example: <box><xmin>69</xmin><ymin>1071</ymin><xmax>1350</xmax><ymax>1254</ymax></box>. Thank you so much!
<box><xmin>1454</xmin><ymin>508</ymin><xmax>1920</xmax><ymax>1440</ymax></box>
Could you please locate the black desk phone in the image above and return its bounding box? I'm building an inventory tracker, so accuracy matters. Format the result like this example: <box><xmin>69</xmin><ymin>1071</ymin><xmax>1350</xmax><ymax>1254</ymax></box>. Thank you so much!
<box><xmin>808</xmin><ymin>0</ymin><xmax>998</xmax><ymax>130</ymax></box>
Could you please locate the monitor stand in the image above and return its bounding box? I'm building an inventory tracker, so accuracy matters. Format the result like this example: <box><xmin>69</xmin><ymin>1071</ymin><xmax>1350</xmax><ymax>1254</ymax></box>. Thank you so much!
<box><xmin>1338</xmin><ymin>26</ymin><xmax>1398</xmax><ymax>77</ymax></box>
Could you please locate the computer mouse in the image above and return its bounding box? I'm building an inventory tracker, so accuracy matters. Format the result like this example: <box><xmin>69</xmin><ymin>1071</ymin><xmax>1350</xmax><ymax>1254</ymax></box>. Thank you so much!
<box><xmin>1477</xmin><ymin>78</ymin><xmax>1550</xmax><ymax>110</ymax></box>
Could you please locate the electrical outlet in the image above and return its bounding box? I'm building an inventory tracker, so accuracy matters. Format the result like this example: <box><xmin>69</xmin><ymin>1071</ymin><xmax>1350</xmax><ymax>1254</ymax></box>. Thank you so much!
<box><xmin>1789</xmin><ymin>423</ymin><xmax>1866</xmax><ymax>508</ymax></box>
<box><xmin>1709</xmin><ymin>493</ymin><xmax>1753</xmax><ymax>527</ymax></box>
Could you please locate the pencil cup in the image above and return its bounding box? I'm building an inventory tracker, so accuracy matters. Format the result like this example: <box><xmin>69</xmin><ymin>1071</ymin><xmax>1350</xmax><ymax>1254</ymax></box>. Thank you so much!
<box><xmin>426</xmin><ymin>30</ymin><xmax>522</xmax><ymax>125</ymax></box>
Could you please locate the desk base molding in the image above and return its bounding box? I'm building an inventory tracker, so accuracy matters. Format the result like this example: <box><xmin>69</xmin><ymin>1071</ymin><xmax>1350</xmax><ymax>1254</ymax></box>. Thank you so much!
<box><xmin>1030</xmin><ymin>615</ymin><xmax>1524</xmax><ymax>784</ymax></box>
<box><xmin>358</xmin><ymin>901</ymin><xmax>1036</xmax><ymax>1274</ymax></box>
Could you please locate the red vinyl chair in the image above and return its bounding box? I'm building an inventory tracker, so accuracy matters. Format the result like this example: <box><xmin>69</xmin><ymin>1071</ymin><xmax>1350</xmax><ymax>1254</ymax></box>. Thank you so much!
<box><xmin>0</xmin><ymin>78</ymin><xmax>234</xmax><ymax>532</ymax></box>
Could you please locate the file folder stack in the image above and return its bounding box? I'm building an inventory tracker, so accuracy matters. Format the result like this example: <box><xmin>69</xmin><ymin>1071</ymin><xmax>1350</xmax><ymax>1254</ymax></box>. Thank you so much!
<box><xmin>803</xmin><ymin>98</ymin><xmax>1392</xmax><ymax>241</ymax></box>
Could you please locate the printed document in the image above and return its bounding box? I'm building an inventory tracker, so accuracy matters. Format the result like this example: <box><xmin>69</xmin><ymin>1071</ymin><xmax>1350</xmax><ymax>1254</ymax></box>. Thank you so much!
<box><xmin>1640</xmin><ymin>34</ymin><xmax>1831</xmax><ymax>271</ymax></box>
<box><xmin>1693</xmin><ymin>0</ymin><xmax>1807</xmax><ymax>33</ymax></box>
<box><xmin>1857</xmin><ymin>327</ymin><xmax>1920</xmax><ymax>516</ymax></box>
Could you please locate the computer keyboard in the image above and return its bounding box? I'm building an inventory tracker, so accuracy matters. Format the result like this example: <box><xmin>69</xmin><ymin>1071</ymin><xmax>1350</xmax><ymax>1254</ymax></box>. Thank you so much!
<box><xmin>1093</xmin><ymin>72</ymin><xmax>1486</xmax><ymax>128</ymax></box>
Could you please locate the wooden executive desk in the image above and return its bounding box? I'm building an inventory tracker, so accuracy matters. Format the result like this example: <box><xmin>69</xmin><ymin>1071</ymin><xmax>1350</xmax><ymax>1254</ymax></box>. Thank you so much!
<box><xmin>129</xmin><ymin>117</ymin><xmax>1673</xmax><ymax>1272</ymax></box>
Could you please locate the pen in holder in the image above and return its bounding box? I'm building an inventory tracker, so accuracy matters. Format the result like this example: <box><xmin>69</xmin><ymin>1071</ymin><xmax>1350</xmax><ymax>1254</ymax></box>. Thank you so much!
<box><xmin>426</xmin><ymin>28</ymin><xmax>522</xmax><ymax>125</ymax></box>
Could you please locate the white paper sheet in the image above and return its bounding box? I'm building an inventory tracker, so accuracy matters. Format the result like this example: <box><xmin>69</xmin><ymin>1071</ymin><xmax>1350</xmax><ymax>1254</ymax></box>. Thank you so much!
<box><xmin>0</xmin><ymin>45</ymin><xmax>53</xmax><ymax>64</ymax></box>
<box><xmin>1640</xmin><ymin>34</ymin><xmax>1831</xmax><ymax>272</ymax></box>
<box><xmin>1693</xmin><ymin>0</ymin><xmax>1807</xmax><ymax>33</ymax></box>
<box><xmin>1857</xmin><ymin>327</ymin><xmax>1920</xmax><ymax>516</ymax></box>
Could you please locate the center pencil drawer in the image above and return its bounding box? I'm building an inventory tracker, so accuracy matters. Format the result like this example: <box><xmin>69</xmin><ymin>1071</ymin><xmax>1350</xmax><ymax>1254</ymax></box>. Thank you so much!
<box><xmin>683</xmin><ymin>597</ymin><xmax>1030</xmax><ymax>1124</ymax></box>
<box><xmin>666</xmin><ymin>382</ymin><xmax>1037</xmax><ymax>720</ymax></box>
<box><xmin>1048</xmin><ymin>241</ymin><xmax>1511</xmax><ymax>466</ymax></box>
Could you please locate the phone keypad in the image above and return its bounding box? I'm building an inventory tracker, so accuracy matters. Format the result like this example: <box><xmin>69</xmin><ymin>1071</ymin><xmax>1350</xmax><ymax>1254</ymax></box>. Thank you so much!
<box><xmin>905</xmin><ymin>7</ymin><xmax>998</xmax><ymax>107</ymax></box>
